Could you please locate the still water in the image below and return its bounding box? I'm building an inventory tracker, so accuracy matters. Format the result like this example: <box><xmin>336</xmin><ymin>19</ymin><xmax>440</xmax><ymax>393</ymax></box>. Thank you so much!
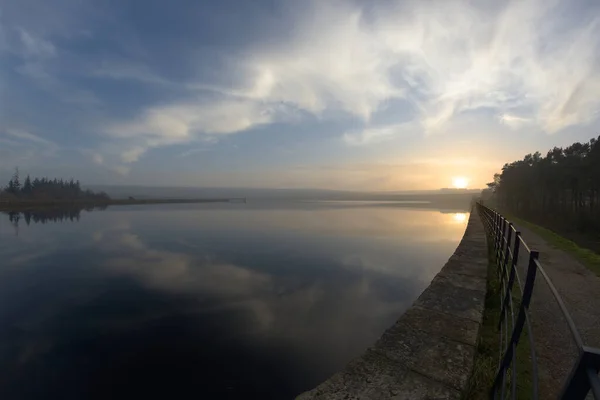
<box><xmin>0</xmin><ymin>202</ymin><xmax>468</xmax><ymax>399</ymax></box>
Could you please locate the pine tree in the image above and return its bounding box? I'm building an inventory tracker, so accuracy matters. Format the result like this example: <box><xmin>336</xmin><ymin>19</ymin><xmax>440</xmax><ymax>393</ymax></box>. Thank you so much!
<box><xmin>23</xmin><ymin>175</ymin><xmax>32</xmax><ymax>196</ymax></box>
<box><xmin>8</xmin><ymin>168</ymin><xmax>21</xmax><ymax>194</ymax></box>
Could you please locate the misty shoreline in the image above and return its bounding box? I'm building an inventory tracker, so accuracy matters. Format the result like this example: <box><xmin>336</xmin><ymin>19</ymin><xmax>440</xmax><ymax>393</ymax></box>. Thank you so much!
<box><xmin>0</xmin><ymin>198</ymin><xmax>242</xmax><ymax>212</ymax></box>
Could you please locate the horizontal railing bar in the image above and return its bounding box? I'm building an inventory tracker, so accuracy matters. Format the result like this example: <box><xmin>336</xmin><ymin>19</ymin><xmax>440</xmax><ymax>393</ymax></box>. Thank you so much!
<box><xmin>519</xmin><ymin>236</ymin><xmax>531</xmax><ymax>254</ymax></box>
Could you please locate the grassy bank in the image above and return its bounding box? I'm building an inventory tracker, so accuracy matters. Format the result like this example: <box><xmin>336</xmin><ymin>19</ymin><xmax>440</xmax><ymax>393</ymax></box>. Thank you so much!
<box><xmin>506</xmin><ymin>214</ymin><xmax>600</xmax><ymax>278</ymax></box>
<box><xmin>463</xmin><ymin>247</ymin><xmax>500</xmax><ymax>399</ymax></box>
<box><xmin>464</xmin><ymin>239</ymin><xmax>534</xmax><ymax>399</ymax></box>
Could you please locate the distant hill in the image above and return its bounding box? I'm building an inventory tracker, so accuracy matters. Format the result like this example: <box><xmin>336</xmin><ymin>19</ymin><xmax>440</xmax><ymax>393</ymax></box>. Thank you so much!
<box><xmin>86</xmin><ymin>185</ymin><xmax>480</xmax><ymax>204</ymax></box>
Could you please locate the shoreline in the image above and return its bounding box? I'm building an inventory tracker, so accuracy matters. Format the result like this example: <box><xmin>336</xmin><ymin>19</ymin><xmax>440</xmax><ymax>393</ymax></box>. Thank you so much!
<box><xmin>0</xmin><ymin>198</ymin><xmax>245</xmax><ymax>212</ymax></box>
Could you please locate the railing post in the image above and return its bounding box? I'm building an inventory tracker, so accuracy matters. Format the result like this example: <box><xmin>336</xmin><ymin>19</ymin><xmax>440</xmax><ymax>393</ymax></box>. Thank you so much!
<box><xmin>560</xmin><ymin>347</ymin><xmax>600</xmax><ymax>399</ymax></box>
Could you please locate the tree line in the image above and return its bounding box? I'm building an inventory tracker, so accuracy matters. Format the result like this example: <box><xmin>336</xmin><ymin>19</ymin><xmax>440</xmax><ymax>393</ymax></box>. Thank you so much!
<box><xmin>487</xmin><ymin>135</ymin><xmax>600</xmax><ymax>233</ymax></box>
<box><xmin>1</xmin><ymin>168</ymin><xmax>109</xmax><ymax>201</ymax></box>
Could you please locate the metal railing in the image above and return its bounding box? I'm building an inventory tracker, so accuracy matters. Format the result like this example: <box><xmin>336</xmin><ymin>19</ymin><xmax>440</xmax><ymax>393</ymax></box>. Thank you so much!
<box><xmin>476</xmin><ymin>202</ymin><xmax>600</xmax><ymax>399</ymax></box>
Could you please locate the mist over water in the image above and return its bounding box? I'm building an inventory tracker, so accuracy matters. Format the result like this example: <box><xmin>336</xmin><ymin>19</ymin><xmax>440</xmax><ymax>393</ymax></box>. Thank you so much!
<box><xmin>0</xmin><ymin>201</ymin><xmax>468</xmax><ymax>399</ymax></box>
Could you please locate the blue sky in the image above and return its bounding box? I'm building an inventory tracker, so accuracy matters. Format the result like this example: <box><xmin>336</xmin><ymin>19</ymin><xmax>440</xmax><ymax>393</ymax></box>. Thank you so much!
<box><xmin>1</xmin><ymin>0</ymin><xmax>600</xmax><ymax>190</ymax></box>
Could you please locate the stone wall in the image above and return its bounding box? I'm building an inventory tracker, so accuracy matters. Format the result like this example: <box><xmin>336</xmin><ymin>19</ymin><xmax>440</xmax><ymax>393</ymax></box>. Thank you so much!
<box><xmin>297</xmin><ymin>208</ymin><xmax>488</xmax><ymax>399</ymax></box>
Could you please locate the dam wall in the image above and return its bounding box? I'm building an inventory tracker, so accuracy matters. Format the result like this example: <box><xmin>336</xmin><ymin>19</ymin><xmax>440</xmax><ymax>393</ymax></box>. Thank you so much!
<box><xmin>297</xmin><ymin>207</ymin><xmax>488</xmax><ymax>399</ymax></box>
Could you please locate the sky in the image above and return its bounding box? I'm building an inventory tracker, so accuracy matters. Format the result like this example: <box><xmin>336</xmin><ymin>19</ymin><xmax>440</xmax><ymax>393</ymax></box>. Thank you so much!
<box><xmin>1</xmin><ymin>0</ymin><xmax>600</xmax><ymax>191</ymax></box>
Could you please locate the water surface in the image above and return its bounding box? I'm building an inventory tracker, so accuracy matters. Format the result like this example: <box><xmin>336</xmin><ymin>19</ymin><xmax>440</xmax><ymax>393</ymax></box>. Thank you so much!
<box><xmin>0</xmin><ymin>202</ymin><xmax>468</xmax><ymax>399</ymax></box>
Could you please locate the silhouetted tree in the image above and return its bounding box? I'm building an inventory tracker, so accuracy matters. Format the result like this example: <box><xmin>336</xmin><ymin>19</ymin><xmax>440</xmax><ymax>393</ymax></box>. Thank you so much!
<box><xmin>22</xmin><ymin>175</ymin><xmax>32</xmax><ymax>195</ymax></box>
<box><xmin>6</xmin><ymin>168</ymin><xmax>21</xmax><ymax>195</ymax></box>
<box><xmin>2</xmin><ymin>169</ymin><xmax>109</xmax><ymax>201</ymax></box>
<box><xmin>488</xmin><ymin>135</ymin><xmax>600</xmax><ymax>234</ymax></box>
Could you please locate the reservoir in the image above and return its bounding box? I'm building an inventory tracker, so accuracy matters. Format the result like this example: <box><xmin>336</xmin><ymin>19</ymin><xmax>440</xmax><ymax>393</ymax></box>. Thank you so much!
<box><xmin>0</xmin><ymin>201</ymin><xmax>468</xmax><ymax>399</ymax></box>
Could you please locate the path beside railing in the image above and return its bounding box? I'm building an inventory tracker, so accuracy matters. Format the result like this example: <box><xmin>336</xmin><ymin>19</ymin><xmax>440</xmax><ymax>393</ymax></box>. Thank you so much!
<box><xmin>478</xmin><ymin>203</ymin><xmax>600</xmax><ymax>399</ymax></box>
<box><xmin>511</xmin><ymin>222</ymin><xmax>600</xmax><ymax>397</ymax></box>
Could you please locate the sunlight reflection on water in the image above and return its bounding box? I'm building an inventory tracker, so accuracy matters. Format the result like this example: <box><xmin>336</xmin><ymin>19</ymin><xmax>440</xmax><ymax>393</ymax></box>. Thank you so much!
<box><xmin>452</xmin><ymin>212</ymin><xmax>468</xmax><ymax>224</ymax></box>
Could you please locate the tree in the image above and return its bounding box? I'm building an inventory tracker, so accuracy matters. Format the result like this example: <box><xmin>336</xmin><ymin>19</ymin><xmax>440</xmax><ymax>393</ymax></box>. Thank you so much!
<box><xmin>489</xmin><ymin>135</ymin><xmax>600</xmax><ymax>235</ymax></box>
<box><xmin>23</xmin><ymin>175</ymin><xmax>32</xmax><ymax>196</ymax></box>
<box><xmin>3</xmin><ymin>169</ymin><xmax>110</xmax><ymax>202</ymax></box>
<box><xmin>6</xmin><ymin>168</ymin><xmax>21</xmax><ymax>195</ymax></box>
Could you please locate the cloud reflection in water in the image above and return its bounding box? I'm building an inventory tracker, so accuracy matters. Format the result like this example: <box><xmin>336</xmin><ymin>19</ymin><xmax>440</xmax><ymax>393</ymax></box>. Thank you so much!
<box><xmin>0</xmin><ymin>203</ymin><xmax>468</xmax><ymax>398</ymax></box>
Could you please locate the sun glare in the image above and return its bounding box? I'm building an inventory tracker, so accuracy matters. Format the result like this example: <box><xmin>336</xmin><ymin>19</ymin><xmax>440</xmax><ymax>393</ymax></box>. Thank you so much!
<box><xmin>452</xmin><ymin>176</ymin><xmax>469</xmax><ymax>189</ymax></box>
<box><xmin>452</xmin><ymin>213</ymin><xmax>467</xmax><ymax>223</ymax></box>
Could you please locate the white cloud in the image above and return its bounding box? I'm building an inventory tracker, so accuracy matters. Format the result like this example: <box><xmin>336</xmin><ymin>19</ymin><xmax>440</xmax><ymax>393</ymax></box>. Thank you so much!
<box><xmin>108</xmin><ymin>98</ymin><xmax>273</xmax><ymax>140</ymax></box>
<box><xmin>4</xmin><ymin>128</ymin><xmax>55</xmax><ymax>146</ymax></box>
<box><xmin>94</xmin><ymin>0</ymin><xmax>600</xmax><ymax>163</ymax></box>
<box><xmin>106</xmin><ymin>98</ymin><xmax>275</xmax><ymax>163</ymax></box>
<box><xmin>239</xmin><ymin>4</ymin><xmax>404</xmax><ymax>120</ymax></box>
<box><xmin>499</xmin><ymin>114</ymin><xmax>533</xmax><ymax>130</ymax></box>
<box><xmin>97</xmin><ymin>1</ymin><xmax>410</xmax><ymax>159</ymax></box>
<box><xmin>371</xmin><ymin>0</ymin><xmax>600</xmax><ymax>134</ymax></box>
<box><xmin>343</xmin><ymin>123</ymin><xmax>412</xmax><ymax>146</ymax></box>
<box><xmin>120</xmin><ymin>146</ymin><xmax>146</xmax><ymax>163</ymax></box>
<box><xmin>227</xmin><ymin>0</ymin><xmax>600</xmax><ymax>136</ymax></box>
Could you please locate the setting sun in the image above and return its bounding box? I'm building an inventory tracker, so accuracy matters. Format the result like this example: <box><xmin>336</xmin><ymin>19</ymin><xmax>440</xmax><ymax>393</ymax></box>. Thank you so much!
<box><xmin>452</xmin><ymin>176</ymin><xmax>469</xmax><ymax>189</ymax></box>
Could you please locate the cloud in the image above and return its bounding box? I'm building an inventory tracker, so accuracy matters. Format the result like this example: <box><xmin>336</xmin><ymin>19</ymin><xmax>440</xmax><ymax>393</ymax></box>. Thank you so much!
<box><xmin>162</xmin><ymin>157</ymin><xmax>501</xmax><ymax>191</ymax></box>
<box><xmin>3</xmin><ymin>0</ymin><xmax>600</xmax><ymax>186</ymax></box>
<box><xmin>18</xmin><ymin>28</ymin><xmax>56</xmax><ymax>58</ymax></box>
<box><xmin>373</xmin><ymin>0</ymin><xmax>600</xmax><ymax>134</ymax></box>
<box><xmin>499</xmin><ymin>114</ymin><xmax>533</xmax><ymax>130</ymax></box>
<box><xmin>178</xmin><ymin>147</ymin><xmax>212</xmax><ymax>158</ymax></box>
<box><xmin>237</xmin><ymin>3</ymin><xmax>404</xmax><ymax>120</ymax></box>
<box><xmin>108</xmin><ymin>98</ymin><xmax>274</xmax><ymax>139</ymax></box>
<box><xmin>4</xmin><ymin>128</ymin><xmax>55</xmax><ymax>146</ymax></box>
<box><xmin>120</xmin><ymin>146</ymin><xmax>146</xmax><ymax>163</ymax></box>
<box><xmin>90</xmin><ymin>60</ymin><xmax>172</xmax><ymax>86</ymax></box>
<box><xmin>106</xmin><ymin>98</ymin><xmax>275</xmax><ymax>163</ymax></box>
<box><xmin>0</xmin><ymin>128</ymin><xmax>59</xmax><ymax>169</ymax></box>
<box><xmin>92</xmin><ymin>153</ymin><xmax>104</xmax><ymax>165</ymax></box>
<box><xmin>343</xmin><ymin>123</ymin><xmax>412</xmax><ymax>146</ymax></box>
<box><xmin>243</xmin><ymin>0</ymin><xmax>599</xmax><ymax>136</ymax></box>
<box><xmin>110</xmin><ymin>165</ymin><xmax>131</xmax><ymax>176</ymax></box>
<box><xmin>100</xmin><ymin>0</ymin><xmax>600</xmax><ymax>163</ymax></box>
